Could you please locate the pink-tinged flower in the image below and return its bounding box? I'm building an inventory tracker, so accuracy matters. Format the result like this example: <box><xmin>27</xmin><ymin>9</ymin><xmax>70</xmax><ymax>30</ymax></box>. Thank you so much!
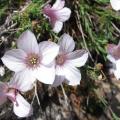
<box><xmin>1</xmin><ymin>30</ymin><xmax>59</xmax><ymax>85</ymax></box>
<box><xmin>110</xmin><ymin>0</ymin><xmax>120</xmax><ymax>11</ymax></box>
<box><xmin>43</xmin><ymin>0</ymin><xmax>71</xmax><ymax>33</ymax></box>
<box><xmin>0</xmin><ymin>79</ymin><xmax>33</xmax><ymax>117</ymax></box>
<box><xmin>53</xmin><ymin>34</ymin><xmax>88</xmax><ymax>86</ymax></box>
<box><xmin>107</xmin><ymin>43</ymin><xmax>120</xmax><ymax>79</ymax></box>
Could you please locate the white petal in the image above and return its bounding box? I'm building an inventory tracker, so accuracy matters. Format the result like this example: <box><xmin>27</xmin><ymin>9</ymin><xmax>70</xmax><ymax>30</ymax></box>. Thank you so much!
<box><xmin>52</xmin><ymin>0</ymin><xmax>65</xmax><ymax>9</ymax></box>
<box><xmin>107</xmin><ymin>44</ymin><xmax>116</xmax><ymax>54</ymax></box>
<box><xmin>0</xmin><ymin>82</ymin><xmax>8</xmax><ymax>92</ymax></box>
<box><xmin>110</xmin><ymin>0</ymin><xmax>120</xmax><ymax>11</ymax></box>
<box><xmin>1</xmin><ymin>49</ymin><xmax>26</xmax><ymax>72</ymax></box>
<box><xmin>17</xmin><ymin>30</ymin><xmax>39</xmax><ymax>54</ymax></box>
<box><xmin>53</xmin><ymin>21</ymin><xmax>63</xmax><ymax>33</ymax></box>
<box><xmin>66</xmin><ymin>50</ymin><xmax>88</xmax><ymax>67</ymax></box>
<box><xmin>9</xmin><ymin>71</ymin><xmax>35</xmax><ymax>92</ymax></box>
<box><xmin>57</xmin><ymin>7</ymin><xmax>71</xmax><ymax>22</ymax></box>
<box><xmin>13</xmin><ymin>94</ymin><xmax>33</xmax><ymax>118</ymax></box>
<box><xmin>55</xmin><ymin>65</ymin><xmax>66</xmax><ymax>76</ymax></box>
<box><xmin>52</xmin><ymin>75</ymin><xmax>65</xmax><ymax>87</ymax></box>
<box><xmin>0</xmin><ymin>66</ymin><xmax>5</xmax><ymax>76</ymax></box>
<box><xmin>0</xmin><ymin>94</ymin><xmax>7</xmax><ymax>105</ymax></box>
<box><xmin>112</xmin><ymin>59</ymin><xmax>120</xmax><ymax>79</ymax></box>
<box><xmin>64</xmin><ymin>66</ymin><xmax>81</xmax><ymax>86</ymax></box>
<box><xmin>107</xmin><ymin>54</ymin><xmax>116</xmax><ymax>64</ymax></box>
<box><xmin>58</xmin><ymin>33</ymin><xmax>75</xmax><ymax>53</ymax></box>
<box><xmin>39</xmin><ymin>41</ymin><xmax>59</xmax><ymax>65</ymax></box>
<box><xmin>107</xmin><ymin>44</ymin><xmax>120</xmax><ymax>60</ymax></box>
<box><xmin>0</xmin><ymin>82</ymin><xmax>8</xmax><ymax>105</ymax></box>
<box><xmin>33</xmin><ymin>64</ymin><xmax>55</xmax><ymax>84</ymax></box>
<box><xmin>116</xmin><ymin>59</ymin><xmax>120</xmax><ymax>66</ymax></box>
<box><xmin>113</xmin><ymin>69</ymin><xmax>120</xmax><ymax>80</ymax></box>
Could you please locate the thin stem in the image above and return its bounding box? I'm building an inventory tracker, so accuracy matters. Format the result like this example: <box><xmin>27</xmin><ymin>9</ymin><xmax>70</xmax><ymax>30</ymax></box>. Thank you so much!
<box><xmin>75</xmin><ymin>3</ymin><xmax>94</xmax><ymax>62</ymax></box>
<box><xmin>111</xmin><ymin>22</ymin><xmax>120</xmax><ymax>34</ymax></box>
<box><xmin>34</xmin><ymin>83</ymin><xmax>41</xmax><ymax>106</ymax></box>
<box><xmin>35</xmin><ymin>83</ymin><xmax>41</xmax><ymax>106</ymax></box>
<box><xmin>31</xmin><ymin>83</ymin><xmax>40</xmax><ymax>106</ymax></box>
<box><xmin>20</xmin><ymin>1</ymin><xmax>32</xmax><ymax>13</ymax></box>
<box><xmin>31</xmin><ymin>91</ymin><xmax>36</xmax><ymax>105</ymax></box>
<box><xmin>61</xmin><ymin>84</ymin><xmax>68</xmax><ymax>106</ymax></box>
<box><xmin>79</xmin><ymin>22</ymin><xmax>94</xmax><ymax>62</ymax></box>
<box><xmin>40</xmin><ymin>0</ymin><xmax>52</xmax><ymax>9</ymax></box>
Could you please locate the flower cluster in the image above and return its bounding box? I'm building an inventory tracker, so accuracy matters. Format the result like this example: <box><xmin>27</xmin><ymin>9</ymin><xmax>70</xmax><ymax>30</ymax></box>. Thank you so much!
<box><xmin>0</xmin><ymin>0</ymin><xmax>88</xmax><ymax>117</ymax></box>
<box><xmin>0</xmin><ymin>30</ymin><xmax>88</xmax><ymax>117</ymax></box>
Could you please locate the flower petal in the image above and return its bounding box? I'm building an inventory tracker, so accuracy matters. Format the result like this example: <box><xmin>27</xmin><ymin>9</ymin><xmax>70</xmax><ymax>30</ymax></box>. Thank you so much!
<box><xmin>58</xmin><ymin>33</ymin><xmax>75</xmax><ymax>53</ymax></box>
<box><xmin>0</xmin><ymin>82</ymin><xmax>8</xmax><ymax>105</ymax></box>
<box><xmin>113</xmin><ymin>69</ymin><xmax>120</xmax><ymax>80</ymax></box>
<box><xmin>107</xmin><ymin>55</ymin><xmax>116</xmax><ymax>64</ymax></box>
<box><xmin>0</xmin><ymin>66</ymin><xmax>5</xmax><ymax>76</ymax></box>
<box><xmin>0</xmin><ymin>94</ymin><xmax>7</xmax><ymax>105</ymax></box>
<box><xmin>39</xmin><ymin>41</ymin><xmax>59</xmax><ymax>65</ymax></box>
<box><xmin>0</xmin><ymin>82</ymin><xmax>8</xmax><ymax>92</ymax></box>
<box><xmin>107</xmin><ymin>44</ymin><xmax>120</xmax><ymax>60</ymax></box>
<box><xmin>110</xmin><ymin>0</ymin><xmax>120</xmax><ymax>11</ymax></box>
<box><xmin>33</xmin><ymin>64</ymin><xmax>55</xmax><ymax>84</ymax></box>
<box><xmin>56</xmin><ymin>7</ymin><xmax>71</xmax><ymax>22</ymax></box>
<box><xmin>9</xmin><ymin>71</ymin><xmax>35</xmax><ymax>92</ymax></box>
<box><xmin>107</xmin><ymin>44</ymin><xmax>116</xmax><ymax>54</ymax></box>
<box><xmin>52</xmin><ymin>21</ymin><xmax>63</xmax><ymax>33</ymax></box>
<box><xmin>112</xmin><ymin>59</ymin><xmax>120</xmax><ymax>79</ymax></box>
<box><xmin>52</xmin><ymin>0</ymin><xmax>65</xmax><ymax>10</ymax></box>
<box><xmin>6</xmin><ymin>90</ymin><xmax>16</xmax><ymax>102</ymax></box>
<box><xmin>66</xmin><ymin>50</ymin><xmax>88</xmax><ymax>67</ymax></box>
<box><xmin>43</xmin><ymin>4</ymin><xmax>55</xmax><ymax>20</ymax></box>
<box><xmin>64</xmin><ymin>66</ymin><xmax>81</xmax><ymax>86</ymax></box>
<box><xmin>13</xmin><ymin>93</ymin><xmax>33</xmax><ymax>117</ymax></box>
<box><xmin>55</xmin><ymin>65</ymin><xmax>66</xmax><ymax>76</ymax></box>
<box><xmin>1</xmin><ymin>49</ymin><xmax>26</xmax><ymax>72</ymax></box>
<box><xmin>17</xmin><ymin>30</ymin><xmax>39</xmax><ymax>54</ymax></box>
<box><xmin>52</xmin><ymin>75</ymin><xmax>65</xmax><ymax>87</ymax></box>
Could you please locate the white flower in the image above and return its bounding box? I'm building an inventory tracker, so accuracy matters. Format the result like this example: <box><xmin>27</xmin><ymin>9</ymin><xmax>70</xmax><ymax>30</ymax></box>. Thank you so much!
<box><xmin>43</xmin><ymin>0</ymin><xmax>71</xmax><ymax>33</ymax></box>
<box><xmin>53</xmin><ymin>34</ymin><xmax>88</xmax><ymax>86</ymax></box>
<box><xmin>110</xmin><ymin>0</ymin><xmax>120</xmax><ymax>11</ymax></box>
<box><xmin>0</xmin><ymin>66</ymin><xmax>5</xmax><ymax>76</ymax></box>
<box><xmin>107</xmin><ymin>43</ymin><xmax>120</xmax><ymax>79</ymax></box>
<box><xmin>1</xmin><ymin>30</ymin><xmax>59</xmax><ymax>87</ymax></box>
<box><xmin>0</xmin><ymin>78</ymin><xmax>33</xmax><ymax>117</ymax></box>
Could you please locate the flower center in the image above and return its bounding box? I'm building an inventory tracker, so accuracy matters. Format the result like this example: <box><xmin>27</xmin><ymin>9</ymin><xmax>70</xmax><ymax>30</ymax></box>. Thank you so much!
<box><xmin>56</xmin><ymin>54</ymin><xmax>66</xmax><ymax>65</ymax></box>
<box><xmin>43</xmin><ymin>5</ymin><xmax>57</xmax><ymax>21</ymax></box>
<box><xmin>25</xmin><ymin>53</ymin><xmax>40</xmax><ymax>69</ymax></box>
<box><xmin>7</xmin><ymin>88</ymin><xmax>17</xmax><ymax>102</ymax></box>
